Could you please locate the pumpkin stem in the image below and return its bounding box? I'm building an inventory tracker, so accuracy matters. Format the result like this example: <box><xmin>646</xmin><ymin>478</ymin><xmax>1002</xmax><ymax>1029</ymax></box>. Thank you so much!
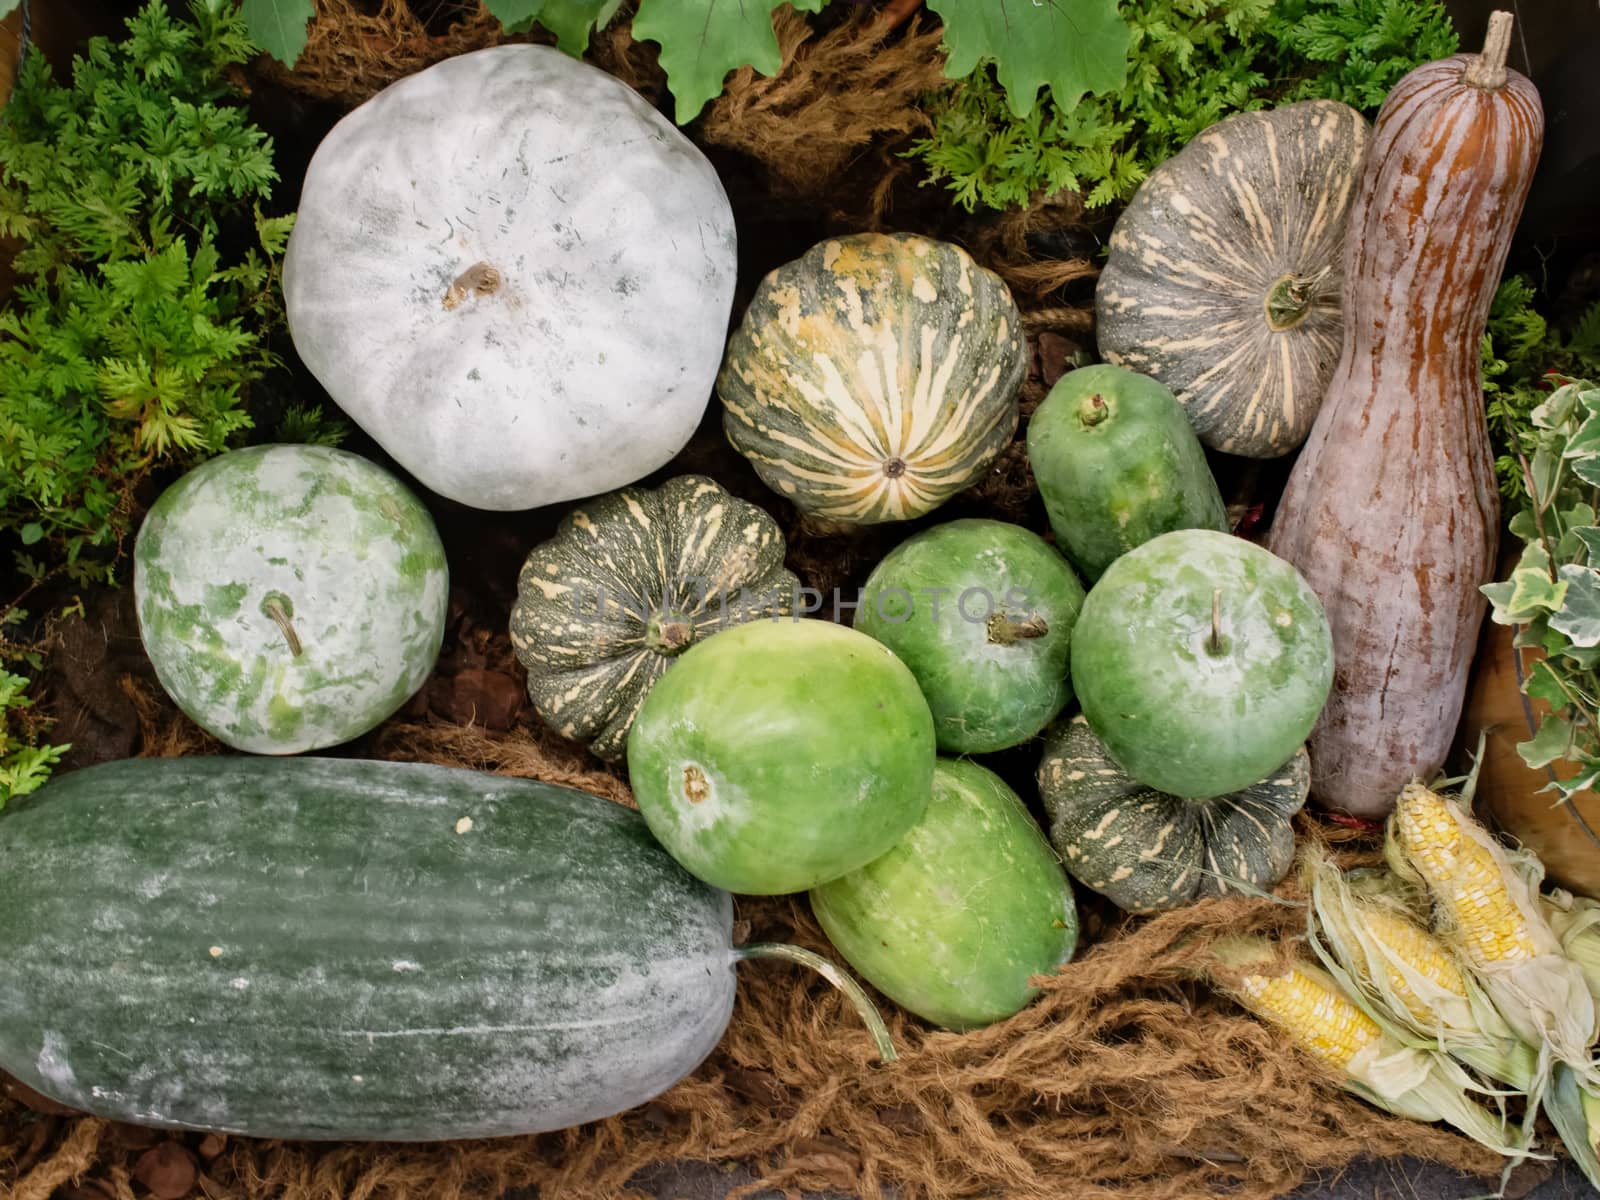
<box><xmin>263</xmin><ymin>596</ymin><xmax>303</xmax><ymax>658</ymax></box>
<box><xmin>1463</xmin><ymin>11</ymin><xmax>1514</xmax><ymax>90</ymax></box>
<box><xmin>1077</xmin><ymin>394</ymin><xmax>1110</xmax><ymax>428</ymax></box>
<box><xmin>1264</xmin><ymin>273</ymin><xmax>1317</xmax><ymax>331</ymax></box>
<box><xmin>733</xmin><ymin>942</ymin><xmax>898</xmax><ymax>1063</ymax></box>
<box><xmin>646</xmin><ymin>612</ymin><xmax>695</xmax><ymax>656</ymax></box>
<box><xmin>442</xmin><ymin>261</ymin><xmax>503</xmax><ymax>310</ymax></box>
<box><xmin>987</xmin><ymin>612</ymin><xmax>1049</xmax><ymax>645</ymax></box>
<box><xmin>1205</xmin><ymin>588</ymin><xmax>1228</xmax><ymax>657</ymax></box>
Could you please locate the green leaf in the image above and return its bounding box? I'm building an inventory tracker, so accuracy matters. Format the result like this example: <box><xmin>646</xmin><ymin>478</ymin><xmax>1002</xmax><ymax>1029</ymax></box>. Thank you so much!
<box><xmin>241</xmin><ymin>0</ymin><xmax>316</xmax><ymax>66</ymax></box>
<box><xmin>18</xmin><ymin>523</ymin><xmax>43</xmax><ymax>546</ymax></box>
<box><xmin>1551</xmin><ymin>564</ymin><xmax>1600</xmax><ymax>648</ymax></box>
<box><xmin>536</xmin><ymin>0</ymin><xmax>624</xmax><ymax>54</ymax></box>
<box><xmin>1525</xmin><ymin>660</ymin><xmax>1572</xmax><ymax>711</ymax></box>
<box><xmin>1573</xmin><ymin>454</ymin><xmax>1600</xmax><ymax>489</ymax></box>
<box><xmin>926</xmin><ymin>0</ymin><xmax>1132</xmax><ymax>117</ymax></box>
<box><xmin>484</xmin><ymin>0</ymin><xmax>546</xmax><ymax>29</ymax></box>
<box><xmin>1576</xmin><ymin>527</ymin><xmax>1600</xmax><ymax>566</ymax></box>
<box><xmin>0</xmin><ymin>1</ymin><xmax>19</xmax><ymax>17</ymax></box>
<box><xmin>635</xmin><ymin>0</ymin><xmax>828</xmax><ymax>123</ymax></box>
<box><xmin>1519</xmin><ymin>714</ymin><xmax>1576</xmax><ymax>770</ymax></box>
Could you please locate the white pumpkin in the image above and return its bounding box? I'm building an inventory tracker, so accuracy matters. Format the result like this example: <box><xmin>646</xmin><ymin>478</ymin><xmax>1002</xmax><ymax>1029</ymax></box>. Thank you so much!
<box><xmin>282</xmin><ymin>45</ymin><xmax>738</xmax><ymax>512</ymax></box>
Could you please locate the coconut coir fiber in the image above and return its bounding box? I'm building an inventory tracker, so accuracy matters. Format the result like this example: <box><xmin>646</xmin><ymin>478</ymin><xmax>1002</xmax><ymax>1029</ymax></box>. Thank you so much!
<box><xmin>1</xmin><ymin>687</ymin><xmax>1503</xmax><ymax>1200</ymax></box>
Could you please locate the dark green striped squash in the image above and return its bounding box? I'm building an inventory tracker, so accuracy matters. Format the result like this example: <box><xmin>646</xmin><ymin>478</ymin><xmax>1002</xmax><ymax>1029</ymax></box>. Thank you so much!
<box><xmin>1038</xmin><ymin>715</ymin><xmax>1310</xmax><ymax>914</ymax></box>
<box><xmin>510</xmin><ymin>475</ymin><xmax>798</xmax><ymax>761</ymax></box>
<box><xmin>0</xmin><ymin>756</ymin><xmax>893</xmax><ymax>1140</ymax></box>
<box><xmin>1095</xmin><ymin>100</ymin><xmax>1370</xmax><ymax>459</ymax></box>
<box><xmin>718</xmin><ymin>232</ymin><xmax>1026</xmax><ymax>526</ymax></box>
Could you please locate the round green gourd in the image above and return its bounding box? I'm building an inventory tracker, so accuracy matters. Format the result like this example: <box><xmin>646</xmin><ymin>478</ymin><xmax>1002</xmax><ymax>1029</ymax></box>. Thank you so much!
<box><xmin>1026</xmin><ymin>363</ymin><xmax>1229</xmax><ymax>582</ymax></box>
<box><xmin>1070</xmin><ymin>529</ymin><xmax>1333</xmax><ymax>799</ymax></box>
<box><xmin>134</xmin><ymin>445</ymin><xmax>448</xmax><ymax>755</ymax></box>
<box><xmin>810</xmin><ymin>757</ymin><xmax>1078</xmax><ymax>1030</ymax></box>
<box><xmin>1038</xmin><ymin>714</ymin><xmax>1310</xmax><ymax>913</ymax></box>
<box><xmin>0</xmin><ymin>756</ymin><xmax>894</xmax><ymax>1139</ymax></box>
<box><xmin>854</xmin><ymin>519</ymin><xmax>1085</xmax><ymax>753</ymax></box>
<box><xmin>718</xmin><ymin>232</ymin><xmax>1025</xmax><ymax>526</ymax></box>
<box><xmin>627</xmin><ymin>619</ymin><xmax>937</xmax><ymax>895</ymax></box>
<box><xmin>510</xmin><ymin>475</ymin><xmax>799</xmax><ymax>761</ymax></box>
<box><xmin>1094</xmin><ymin>100</ymin><xmax>1370</xmax><ymax>459</ymax></box>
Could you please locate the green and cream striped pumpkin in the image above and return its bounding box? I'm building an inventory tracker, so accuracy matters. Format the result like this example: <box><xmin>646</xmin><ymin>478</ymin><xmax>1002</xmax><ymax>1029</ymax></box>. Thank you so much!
<box><xmin>718</xmin><ymin>232</ymin><xmax>1026</xmax><ymax>525</ymax></box>
<box><xmin>510</xmin><ymin>476</ymin><xmax>798</xmax><ymax>761</ymax></box>
<box><xmin>1094</xmin><ymin>100</ymin><xmax>1370</xmax><ymax>459</ymax></box>
<box><xmin>1037</xmin><ymin>714</ymin><xmax>1310</xmax><ymax>914</ymax></box>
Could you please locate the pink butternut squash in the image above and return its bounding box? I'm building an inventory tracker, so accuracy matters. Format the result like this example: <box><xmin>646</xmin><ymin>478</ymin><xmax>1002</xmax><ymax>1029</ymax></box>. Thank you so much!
<box><xmin>1266</xmin><ymin>13</ymin><xmax>1544</xmax><ymax>818</ymax></box>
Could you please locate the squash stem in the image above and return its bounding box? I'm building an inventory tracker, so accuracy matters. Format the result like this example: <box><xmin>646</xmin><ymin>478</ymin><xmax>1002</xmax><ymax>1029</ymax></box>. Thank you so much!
<box><xmin>1206</xmin><ymin>588</ymin><xmax>1227</xmax><ymax>657</ymax></box>
<box><xmin>1264</xmin><ymin>274</ymin><xmax>1315</xmax><ymax>331</ymax></box>
<box><xmin>1077</xmin><ymin>394</ymin><xmax>1109</xmax><ymax>428</ymax></box>
<box><xmin>987</xmin><ymin>612</ymin><xmax>1049</xmax><ymax>644</ymax></box>
<box><xmin>263</xmin><ymin>598</ymin><xmax>302</xmax><ymax>658</ymax></box>
<box><xmin>1464</xmin><ymin>11</ymin><xmax>1513</xmax><ymax>89</ymax></box>
<box><xmin>442</xmin><ymin>261</ymin><xmax>503</xmax><ymax>310</ymax></box>
<box><xmin>733</xmin><ymin>942</ymin><xmax>898</xmax><ymax>1063</ymax></box>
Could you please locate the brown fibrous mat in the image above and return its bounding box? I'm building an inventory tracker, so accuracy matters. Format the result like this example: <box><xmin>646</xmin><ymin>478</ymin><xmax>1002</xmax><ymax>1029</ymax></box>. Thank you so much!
<box><xmin>0</xmin><ymin>685</ymin><xmax>1507</xmax><ymax>1200</ymax></box>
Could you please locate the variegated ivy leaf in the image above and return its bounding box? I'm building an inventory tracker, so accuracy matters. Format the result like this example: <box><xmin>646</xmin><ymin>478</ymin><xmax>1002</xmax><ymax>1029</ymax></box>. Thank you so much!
<box><xmin>1533</xmin><ymin>383</ymin><xmax>1584</xmax><ymax>433</ymax></box>
<box><xmin>1484</xmin><ymin>544</ymin><xmax>1566</xmax><ymax>623</ymax></box>
<box><xmin>1564</xmin><ymin>405</ymin><xmax>1600</xmax><ymax>461</ymax></box>
<box><xmin>1551</xmin><ymin>563</ymin><xmax>1600</xmax><ymax>648</ymax></box>
<box><xmin>1531</xmin><ymin>445</ymin><xmax>1561</xmax><ymax>508</ymax></box>
<box><xmin>1548</xmin><ymin>763</ymin><xmax>1600</xmax><ymax>804</ymax></box>
<box><xmin>1576</xmin><ymin>526</ymin><xmax>1600</xmax><ymax>566</ymax></box>
<box><xmin>1572</xmin><ymin>453</ymin><xmax>1600</xmax><ymax>489</ymax></box>
<box><xmin>1558</xmin><ymin>642</ymin><xmax>1600</xmax><ymax>669</ymax></box>
<box><xmin>1519</xmin><ymin>714</ymin><xmax>1576</xmax><ymax>770</ymax></box>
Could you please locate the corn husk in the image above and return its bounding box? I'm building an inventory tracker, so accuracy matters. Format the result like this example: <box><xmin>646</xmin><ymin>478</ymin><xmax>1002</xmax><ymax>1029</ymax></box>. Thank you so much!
<box><xmin>1542</xmin><ymin>888</ymin><xmax>1600</xmax><ymax>1004</ymax></box>
<box><xmin>1543</xmin><ymin>1062</ymin><xmax>1600</xmax><ymax>1194</ymax></box>
<box><xmin>1385</xmin><ymin>784</ymin><xmax>1600</xmax><ymax>1090</ymax></box>
<box><xmin>1209</xmin><ymin>937</ymin><xmax>1525</xmax><ymax>1156</ymax></box>
<box><xmin>1304</xmin><ymin>847</ymin><xmax>1540</xmax><ymax>1094</ymax></box>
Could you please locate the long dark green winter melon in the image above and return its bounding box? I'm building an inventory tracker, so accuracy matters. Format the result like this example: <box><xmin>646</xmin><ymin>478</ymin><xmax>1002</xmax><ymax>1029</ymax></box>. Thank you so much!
<box><xmin>0</xmin><ymin>757</ymin><xmax>889</xmax><ymax>1140</ymax></box>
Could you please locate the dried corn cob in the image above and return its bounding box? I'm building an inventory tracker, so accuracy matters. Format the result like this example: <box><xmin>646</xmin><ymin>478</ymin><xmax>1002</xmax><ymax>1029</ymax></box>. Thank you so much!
<box><xmin>1210</xmin><ymin>937</ymin><xmax>1523</xmax><ymax>1155</ymax></box>
<box><xmin>1387</xmin><ymin>784</ymin><xmax>1600</xmax><ymax>1089</ymax></box>
<box><xmin>1304</xmin><ymin>849</ymin><xmax>1538</xmax><ymax>1092</ymax></box>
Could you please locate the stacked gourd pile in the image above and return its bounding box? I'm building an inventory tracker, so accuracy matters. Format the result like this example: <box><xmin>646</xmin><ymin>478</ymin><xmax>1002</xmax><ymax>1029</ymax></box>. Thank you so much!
<box><xmin>1</xmin><ymin>7</ymin><xmax>1590</xmax><ymax>1195</ymax></box>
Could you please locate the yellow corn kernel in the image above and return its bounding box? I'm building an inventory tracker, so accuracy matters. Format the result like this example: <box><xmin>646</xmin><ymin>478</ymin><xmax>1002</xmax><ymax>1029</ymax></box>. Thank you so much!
<box><xmin>1235</xmin><ymin>963</ymin><xmax>1384</xmax><ymax>1070</ymax></box>
<box><xmin>1393</xmin><ymin>783</ymin><xmax>1539</xmax><ymax>967</ymax></box>
<box><xmin>1362</xmin><ymin>905</ymin><xmax>1469</xmax><ymax>1020</ymax></box>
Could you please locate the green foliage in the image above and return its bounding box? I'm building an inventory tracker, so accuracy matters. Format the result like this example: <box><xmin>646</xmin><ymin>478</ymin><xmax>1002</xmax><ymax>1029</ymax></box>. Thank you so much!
<box><xmin>0</xmin><ymin>1</ymin><xmax>333</xmax><ymax>589</ymax></box>
<box><xmin>911</xmin><ymin>0</ymin><xmax>1458</xmax><ymax>213</ymax></box>
<box><xmin>0</xmin><ymin>667</ymin><xmax>66</xmax><ymax>809</ymax></box>
<box><xmin>1482</xmin><ymin>381</ymin><xmax>1600</xmax><ymax>804</ymax></box>
<box><xmin>1484</xmin><ymin>277</ymin><xmax>1600</xmax><ymax>498</ymax></box>
<box><xmin>239</xmin><ymin>0</ymin><xmax>316</xmax><ymax>66</ymax></box>
<box><xmin>922</xmin><ymin>0</ymin><xmax>1130</xmax><ymax>118</ymax></box>
<box><xmin>633</xmin><ymin>0</ymin><xmax>827</xmax><ymax>124</ymax></box>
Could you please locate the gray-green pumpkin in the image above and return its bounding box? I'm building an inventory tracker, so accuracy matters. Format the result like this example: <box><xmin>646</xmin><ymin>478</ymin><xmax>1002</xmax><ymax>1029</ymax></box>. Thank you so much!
<box><xmin>1095</xmin><ymin>100</ymin><xmax>1370</xmax><ymax>459</ymax></box>
<box><xmin>510</xmin><ymin>476</ymin><xmax>798</xmax><ymax>760</ymax></box>
<box><xmin>1037</xmin><ymin>715</ymin><xmax>1310</xmax><ymax>914</ymax></box>
<box><xmin>718</xmin><ymin>232</ymin><xmax>1026</xmax><ymax>526</ymax></box>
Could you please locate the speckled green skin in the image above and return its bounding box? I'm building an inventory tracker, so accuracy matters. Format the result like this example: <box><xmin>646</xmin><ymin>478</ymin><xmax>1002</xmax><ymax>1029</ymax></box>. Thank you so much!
<box><xmin>809</xmin><ymin>758</ymin><xmax>1077</xmax><ymax>1030</ymax></box>
<box><xmin>854</xmin><ymin>519</ymin><xmax>1084</xmax><ymax>753</ymax></box>
<box><xmin>0</xmin><ymin>757</ymin><xmax>736</xmax><ymax>1140</ymax></box>
<box><xmin>510</xmin><ymin>475</ymin><xmax>798</xmax><ymax>761</ymax></box>
<box><xmin>134</xmin><ymin>445</ymin><xmax>448</xmax><ymax>755</ymax></box>
<box><xmin>1038</xmin><ymin>714</ymin><xmax>1309</xmax><ymax>913</ymax></box>
<box><xmin>627</xmin><ymin>619</ymin><xmax>936</xmax><ymax>895</ymax></box>
<box><xmin>1027</xmin><ymin>364</ymin><xmax>1228</xmax><ymax>582</ymax></box>
<box><xmin>1070</xmin><ymin>529</ymin><xmax>1333</xmax><ymax>799</ymax></box>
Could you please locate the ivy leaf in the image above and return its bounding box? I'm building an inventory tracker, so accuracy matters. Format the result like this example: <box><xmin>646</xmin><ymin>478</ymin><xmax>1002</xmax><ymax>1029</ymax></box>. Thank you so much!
<box><xmin>1573</xmin><ymin>453</ymin><xmax>1600</xmax><ymax>489</ymax></box>
<box><xmin>536</xmin><ymin>0</ymin><xmax>624</xmax><ymax>54</ymax></box>
<box><xmin>483</xmin><ymin>0</ymin><xmax>546</xmax><ymax>29</ymax></box>
<box><xmin>240</xmin><ymin>0</ymin><xmax>316</xmax><ymax>67</ymax></box>
<box><xmin>1551</xmin><ymin>563</ymin><xmax>1600</xmax><ymax>648</ymax></box>
<box><xmin>1525</xmin><ymin>660</ymin><xmax>1572</xmax><ymax>711</ymax></box>
<box><xmin>925</xmin><ymin>0</ymin><xmax>1132</xmax><ymax>118</ymax></box>
<box><xmin>1576</xmin><ymin>526</ymin><xmax>1600</xmax><ymax>566</ymax></box>
<box><xmin>634</xmin><ymin>0</ymin><xmax>827</xmax><ymax>124</ymax></box>
<box><xmin>0</xmin><ymin>1</ymin><xmax>18</xmax><ymax>17</ymax></box>
<box><xmin>1547</xmin><ymin>763</ymin><xmax>1600</xmax><ymax>804</ymax></box>
<box><xmin>1519</xmin><ymin>714</ymin><xmax>1576</xmax><ymax>770</ymax></box>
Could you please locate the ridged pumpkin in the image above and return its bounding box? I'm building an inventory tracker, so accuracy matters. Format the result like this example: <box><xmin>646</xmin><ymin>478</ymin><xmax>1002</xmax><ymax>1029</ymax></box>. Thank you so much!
<box><xmin>1095</xmin><ymin>100</ymin><xmax>1370</xmax><ymax>458</ymax></box>
<box><xmin>718</xmin><ymin>232</ymin><xmax>1026</xmax><ymax>526</ymax></box>
<box><xmin>1038</xmin><ymin>714</ymin><xmax>1310</xmax><ymax>914</ymax></box>
<box><xmin>510</xmin><ymin>476</ymin><xmax>798</xmax><ymax>761</ymax></box>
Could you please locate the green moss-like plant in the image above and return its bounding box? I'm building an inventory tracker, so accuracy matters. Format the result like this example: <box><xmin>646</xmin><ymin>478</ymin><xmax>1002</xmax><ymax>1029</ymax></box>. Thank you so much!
<box><xmin>0</xmin><ymin>0</ymin><xmax>342</xmax><ymax>591</ymax></box>
<box><xmin>910</xmin><ymin>0</ymin><xmax>1459</xmax><ymax>213</ymax></box>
